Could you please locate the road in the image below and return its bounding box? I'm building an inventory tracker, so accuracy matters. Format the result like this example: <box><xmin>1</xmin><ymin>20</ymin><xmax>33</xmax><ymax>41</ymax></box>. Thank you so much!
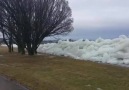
<box><xmin>0</xmin><ymin>76</ymin><xmax>29</xmax><ymax>90</ymax></box>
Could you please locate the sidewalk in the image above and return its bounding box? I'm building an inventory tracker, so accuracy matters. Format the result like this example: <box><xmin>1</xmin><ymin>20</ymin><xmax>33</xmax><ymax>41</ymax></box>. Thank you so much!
<box><xmin>0</xmin><ymin>76</ymin><xmax>28</xmax><ymax>90</ymax></box>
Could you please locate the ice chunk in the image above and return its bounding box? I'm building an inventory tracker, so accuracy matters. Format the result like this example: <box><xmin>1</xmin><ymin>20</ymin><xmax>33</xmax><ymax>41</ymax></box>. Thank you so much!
<box><xmin>37</xmin><ymin>35</ymin><xmax>129</xmax><ymax>67</ymax></box>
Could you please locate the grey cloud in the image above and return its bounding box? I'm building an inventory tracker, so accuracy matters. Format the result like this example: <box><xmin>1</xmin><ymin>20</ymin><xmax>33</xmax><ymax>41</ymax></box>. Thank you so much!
<box><xmin>69</xmin><ymin>0</ymin><xmax>129</xmax><ymax>29</ymax></box>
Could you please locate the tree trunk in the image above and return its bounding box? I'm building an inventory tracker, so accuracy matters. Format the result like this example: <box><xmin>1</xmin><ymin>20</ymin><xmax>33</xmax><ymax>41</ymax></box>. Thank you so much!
<box><xmin>28</xmin><ymin>49</ymin><xmax>34</xmax><ymax>55</ymax></box>
<box><xmin>8</xmin><ymin>45</ymin><xmax>12</xmax><ymax>53</ymax></box>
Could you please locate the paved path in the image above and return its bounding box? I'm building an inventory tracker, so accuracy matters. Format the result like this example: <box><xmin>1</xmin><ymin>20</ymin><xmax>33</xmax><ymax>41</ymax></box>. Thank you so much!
<box><xmin>0</xmin><ymin>76</ymin><xmax>29</xmax><ymax>90</ymax></box>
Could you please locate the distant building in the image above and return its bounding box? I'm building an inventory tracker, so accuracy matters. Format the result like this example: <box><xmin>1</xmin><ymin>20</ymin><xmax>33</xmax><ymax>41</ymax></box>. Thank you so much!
<box><xmin>42</xmin><ymin>40</ymin><xmax>58</xmax><ymax>44</ymax></box>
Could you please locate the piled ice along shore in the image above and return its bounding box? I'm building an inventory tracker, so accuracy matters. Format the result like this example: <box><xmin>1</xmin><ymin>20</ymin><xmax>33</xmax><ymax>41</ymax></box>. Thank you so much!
<box><xmin>37</xmin><ymin>35</ymin><xmax>129</xmax><ymax>66</ymax></box>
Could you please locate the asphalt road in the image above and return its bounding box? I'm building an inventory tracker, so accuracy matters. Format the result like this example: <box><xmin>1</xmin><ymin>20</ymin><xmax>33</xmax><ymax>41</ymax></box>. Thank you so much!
<box><xmin>0</xmin><ymin>76</ymin><xmax>28</xmax><ymax>90</ymax></box>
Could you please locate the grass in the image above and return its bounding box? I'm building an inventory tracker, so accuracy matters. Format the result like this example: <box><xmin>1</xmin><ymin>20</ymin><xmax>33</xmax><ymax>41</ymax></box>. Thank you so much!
<box><xmin>0</xmin><ymin>47</ymin><xmax>129</xmax><ymax>90</ymax></box>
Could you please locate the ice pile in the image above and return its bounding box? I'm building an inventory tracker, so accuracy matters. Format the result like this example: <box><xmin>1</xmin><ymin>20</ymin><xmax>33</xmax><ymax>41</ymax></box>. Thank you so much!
<box><xmin>37</xmin><ymin>35</ymin><xmax>129</xmax><ymax>66</ymax></box>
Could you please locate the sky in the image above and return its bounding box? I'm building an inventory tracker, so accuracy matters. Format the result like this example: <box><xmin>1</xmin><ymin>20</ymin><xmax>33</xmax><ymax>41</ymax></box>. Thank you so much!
<box><xmin>62</xmin><ymin>0</ymin><xmax>129</xmax><ymax>40</ymax></box>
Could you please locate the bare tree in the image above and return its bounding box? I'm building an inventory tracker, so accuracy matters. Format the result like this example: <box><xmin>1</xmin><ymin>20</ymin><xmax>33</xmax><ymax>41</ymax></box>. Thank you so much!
<box><xmin>0</xmin><ymin>0</ymin><xmax>73</xmax><ymax>55</ymax></box>
<box><xmin>0</xmin><ymin>6</ymin><xmax>14</xmax><ymax>52</ymax></box>
<box><xmin>0</xmin><ymin>33</ymin><xmax>2</xmax><ymax>45</ymax></box>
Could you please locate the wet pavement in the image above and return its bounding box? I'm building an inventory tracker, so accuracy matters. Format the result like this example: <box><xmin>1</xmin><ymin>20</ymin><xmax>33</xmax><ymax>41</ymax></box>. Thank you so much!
<box><xmin>0</xmin><ymin>76</ymin><xmax>29</xmax><ymax>90</ymax></box>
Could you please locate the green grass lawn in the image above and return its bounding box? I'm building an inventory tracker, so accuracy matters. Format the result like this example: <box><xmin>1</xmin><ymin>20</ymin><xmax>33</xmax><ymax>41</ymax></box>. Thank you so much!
<box><xmin>0</xmin><ymin>46</ymin><xmax>129</xmax><ymax>90</ymax></box>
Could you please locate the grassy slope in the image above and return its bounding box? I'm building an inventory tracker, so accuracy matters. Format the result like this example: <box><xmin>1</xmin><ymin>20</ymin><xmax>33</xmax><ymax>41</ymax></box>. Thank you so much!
<box><xmin>0</xmin><ymin>47</ymin><xmax>129</xmax><ymax>90</ymax></box>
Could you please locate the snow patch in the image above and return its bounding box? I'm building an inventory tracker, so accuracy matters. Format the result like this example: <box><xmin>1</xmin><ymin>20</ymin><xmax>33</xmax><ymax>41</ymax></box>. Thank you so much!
<box><xmin>1</xmin><ymin>44</ymin><xmax>17</xmax><ymax>48</ymax></box>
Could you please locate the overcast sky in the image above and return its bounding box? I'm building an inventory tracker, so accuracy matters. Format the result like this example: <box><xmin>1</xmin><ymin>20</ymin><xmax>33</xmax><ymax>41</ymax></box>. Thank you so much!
<box><xmin>63</xmin><ymin>0</ymin><xmax>129</xmax><ymax>39</ymax></box>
